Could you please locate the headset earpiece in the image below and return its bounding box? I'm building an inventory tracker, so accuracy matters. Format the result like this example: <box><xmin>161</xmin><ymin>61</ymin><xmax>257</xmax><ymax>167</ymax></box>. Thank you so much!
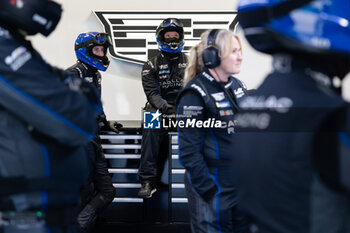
<box><xmin>202</xmin><ymin>29</ymin><xmax>221</xmax><ymax>69</ymax></box>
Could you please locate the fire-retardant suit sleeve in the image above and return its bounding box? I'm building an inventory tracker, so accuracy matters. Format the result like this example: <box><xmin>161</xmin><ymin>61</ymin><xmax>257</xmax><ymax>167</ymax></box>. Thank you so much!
<box><xmin>0</xmin><ymin>41</ymin><xmax>99</xmax><ymax>147</ymax></box>
<box><xmin>142</xmin><ymin>59</ymin><xmax>171</xmax><ymax>113</ymax></box>
<box><xmin>177</xmin><ymin>90</ymin><xmax>218</xmax><ymax>201</ymax></box>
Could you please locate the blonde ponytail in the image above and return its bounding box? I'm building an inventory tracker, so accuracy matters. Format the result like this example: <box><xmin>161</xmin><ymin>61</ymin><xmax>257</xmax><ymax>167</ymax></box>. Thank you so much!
<box><xmin>184</xmin><ymin>44</ymin><xmax>200</xmax><ymax>85</ymax></box>
<box><xmin>184</xmin><ymin>31</ymin><xmax>210</xmax><ymax>85</ymax></box>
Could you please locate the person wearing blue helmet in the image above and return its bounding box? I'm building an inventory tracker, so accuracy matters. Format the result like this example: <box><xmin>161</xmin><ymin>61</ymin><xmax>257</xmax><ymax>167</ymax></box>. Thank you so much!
<box><xmin>67</xmin><ymin>32</ymin><xmax>122</xmax><ymax>132</ymax></box>
<box><xmin>231</xmin><ymin>0</ymin><xmax>350</xmax><ymax>232</ymax></box>
<box><xmin>156</xmin><ymin>18</ymin><xmax>185</xmax><ymax>54</ymax></box>
<box><xmin>138</xmin><ymin>18</ymin><xmax>188</xmax><ymax>198</ymax></box>
<box><xmin>0</xmin><ymin>1</ymin><xmax>102</xmax><ymax>233</ymax></box>
<box><xmin>66</xmin><ymin>32</ymin><xmax>119</xmax><ymax>233</ymax></box>
<box><xmin>73</xmin><ymin>32</ymin><xmax>110</xmax><ymax>71</ymax></box>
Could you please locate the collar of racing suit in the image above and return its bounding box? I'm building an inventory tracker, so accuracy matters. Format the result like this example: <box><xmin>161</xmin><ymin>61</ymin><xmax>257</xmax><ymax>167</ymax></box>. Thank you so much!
<box><xmin>78</xmin><ymin>60</ymin><xmax>98</xmax><ymax>73</ymax></box>
<box><xmin>201</xmin><ymin>68</ymin><xmax>234</xmax><ymax>90</ymax></box>
<box><xmin>161</xmin><ymin>51</ymin><xmax>181</xmax><ymax>60</ymax></box>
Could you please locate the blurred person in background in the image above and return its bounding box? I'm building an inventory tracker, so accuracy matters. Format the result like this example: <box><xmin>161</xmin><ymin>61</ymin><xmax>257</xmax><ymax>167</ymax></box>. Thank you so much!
<box><xmin>138</xmin><ymin>18</ymin><xmax>188</xmax><ymax>198</ymax></box>
<box><xmin>66</xmin><ymin>32</ymin><xmax>118</xmax><ymax>233</ymax></box>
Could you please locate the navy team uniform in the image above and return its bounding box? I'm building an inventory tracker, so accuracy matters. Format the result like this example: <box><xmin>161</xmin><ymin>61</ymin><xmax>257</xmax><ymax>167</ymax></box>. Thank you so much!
<box><xmin>66</xmin><ymin>31</ymin><xmax>116</xmax><ymax>233</ymax></box>
<box><xmin>177</xmin><ymin>68</ymin><xmax>248</xmax><ymax>233</ymax></box>
<box><xmin>234</xmin><ymin>0</ymin><xmax>350</xmax><ymax>231</ymax></box>
<box><xmin>66</xmin><ymin>60</ymin><xmax>115</xmax><ymax>233</ymax></box>
<box><xmin>0</xmin><ymin>26</ymin><xmax>100</xmax><ymax>233</ymax></box>
<box><xmin>139</xmin><ymin>51</ymin><xmax>187</xmax><ymax>184</ymax></box>
<box><xmin>232</xmin><ymin>57</ymin><xmax>350</xmax><ymax>233</ymax></box>
<box><xmin>138</xmin><ymin>18</ymin><xmax>187</xmax><ymax>198</ymax></box>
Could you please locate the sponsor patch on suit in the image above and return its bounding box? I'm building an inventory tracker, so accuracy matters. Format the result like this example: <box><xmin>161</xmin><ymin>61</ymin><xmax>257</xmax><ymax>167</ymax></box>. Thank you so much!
<box><xmin>216</xmin><ymin>101</ymin><xmax>231</xmax><ymax>108</ymax></box>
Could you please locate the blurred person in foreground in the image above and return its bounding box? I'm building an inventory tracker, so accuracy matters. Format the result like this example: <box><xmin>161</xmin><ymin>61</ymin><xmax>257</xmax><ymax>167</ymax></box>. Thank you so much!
<box><xmin>0</xmin><ymin>0</ymin><xmax>101</xmax><ymax>232</ymax></box>
<box><xmin>232</xmin><ymin>0</ymin><xmax>350</xmax><ymax>232</ymax></box>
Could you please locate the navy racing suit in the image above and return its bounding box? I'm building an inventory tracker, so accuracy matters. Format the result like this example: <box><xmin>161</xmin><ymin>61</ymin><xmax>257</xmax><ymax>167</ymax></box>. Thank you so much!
<box><xmin>176</xmin><ymin>68</ymin><xmax>249</xmax><ymax>233</ymax></box>
<box><xmin>66</xmin><ymin>60</ymin><xmax>116</xmax><ymax>233</ymax></box>
<box><xmin>232</xmin><ymin>55</ymin><xmax>350</xmax><ymax>233</ymax></box>
<box><xmin>139</xmin><ymin>51</ymin><xmax>187</xmax><ymax>184</ymax></box>
<box><xmin>0</xmin><ymin>27</ymin><xmax>101</xmax><ymax>232</ymax></box>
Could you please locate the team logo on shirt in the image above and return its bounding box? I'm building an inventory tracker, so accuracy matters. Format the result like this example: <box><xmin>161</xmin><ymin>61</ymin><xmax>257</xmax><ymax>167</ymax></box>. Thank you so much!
<box><xmin>4</xmin><ymin>46</ymin><xmax>31</xmax><ymax>71</ymax></box>
<box><xmin>216</xmin><ymin>101</ymin><xmax>231</xmax><ymax>108</ymax></box>
<box><xmin>94</xmin><ymin>11</ymin><xmax>238</xmax><ymax>64</ymax></box>
<box><xmin>178</xmin><ymin>63</ymin><xmax>187</xmax><ymax>68</ymax></box>
<box><xmin>159</xmin><ymin>70</ymin><xmax>170</xmax><ymax>75</ymax></box>
<box><xmin>183</xmin><ymin>105</ymin><xmax>203</xmax><ymax>116</ymax></box>
<box><xmin>219</xmin><ymin>109</ymin><xmax>234</xmax><ymax>116</ymax></box>
<box><xmin>234</xmin><ymin>87</ymin><xmax>245</xmax><ymax>98</ymax></box>
<box><xmin>84</xmin><ymin>77</ymin><xmax>94</xmax><ymax>83</ymax></box>
<box><xmin>211</xmin><ymin>92</ymin><xmax>225</xmax><ymax>101</ymax></box>
<box><xmin>158</xmin><ymin>64</ymin><xmax>168</xmax><ymax>69</ymax></box>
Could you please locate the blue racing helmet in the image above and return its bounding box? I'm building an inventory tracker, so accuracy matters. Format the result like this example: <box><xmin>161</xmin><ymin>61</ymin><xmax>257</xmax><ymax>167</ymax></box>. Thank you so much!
<box><xmin>237</xmin><ymin>0</ymin><xmax>350</xmax><ymax>61</ymax></box>
<box><xmin>156</xmin><ymin>18</ymin><xmax>185</xmax><ymax>53</ymax></box>
<box><xmin>75</xmin><ymin>32</ymin><xmax>112</xmax><ymax>71</ymax></box>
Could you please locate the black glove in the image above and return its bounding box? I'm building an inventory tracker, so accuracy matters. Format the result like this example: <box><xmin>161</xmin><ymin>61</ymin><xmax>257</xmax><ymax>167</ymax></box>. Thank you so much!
<box><xmin>166</xmin><ymin>105</ymin><xmax>176</xmax><ymax>115</ymax></box>
<box><xmin>108</xmin><ymin>121</ymin><xmax>123</xmax><ymax>134</ymax></box>
<box><xmin>99</xmin><ymin>118</ymin><xmax>123</xmax><ymax>134</ymax></box>
<box><xmin>77</xmin><ymin>204</ymin><xmax>97</xmax><ymax>233</ymax></box>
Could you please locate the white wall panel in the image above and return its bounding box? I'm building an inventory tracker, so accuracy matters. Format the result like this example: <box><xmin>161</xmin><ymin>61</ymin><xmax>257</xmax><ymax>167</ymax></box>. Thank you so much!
<box><xmin>29</xmin><ymin>0</ymin><xmax>349</xmax><ymax>120</ymax></box>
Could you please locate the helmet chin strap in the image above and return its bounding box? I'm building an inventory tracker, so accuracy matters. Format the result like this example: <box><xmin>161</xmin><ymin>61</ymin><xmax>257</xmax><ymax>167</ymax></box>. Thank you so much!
<box><xmin>168</xmin><ymin>43</ymin><xmax>179</xmax><ymax>50</ymax></box>
<box><xmin>164</xmin><ymin>38</ymin><xmax>181</xmax><ymax>50</ymax></box>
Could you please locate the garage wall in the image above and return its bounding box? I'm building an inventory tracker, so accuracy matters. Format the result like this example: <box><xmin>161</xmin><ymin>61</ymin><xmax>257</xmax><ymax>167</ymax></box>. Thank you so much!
<box><xmin>30</xmin><ymin>0</ymin><xmax>349</xmax><ymax>121</ymax></box>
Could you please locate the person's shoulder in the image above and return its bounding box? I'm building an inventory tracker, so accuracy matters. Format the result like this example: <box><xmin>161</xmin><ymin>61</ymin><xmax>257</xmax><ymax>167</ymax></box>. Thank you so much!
<box><xmin>65</xmin><ymin>62</ymin><xmax>78</xmax><ymax>71</ymax></box>
<box><xmin>65</xmin><ymin>62</ymin><xmax>84</xmax><ymax>78</ymax></box>
<box><xmin>177</xmin><ymin>79</ymin><xmax>206</xmax><ymax>106</ymax></box>
<box><xmin>181</xmin><ymin>75</ymin><xmax>207</xmax><ymax>98</ymax></box>
<box><xmin>230</xmin><ymin>76</ymin><xmax>247</xmax><ymax>89</ymax></box>
<box><xmin>182</xmin><ymin>73</ymin><xmax>201</xmax><ymax>88</ymax></box>
<box><xmin>65</xmin><ymin>65</ymin><xmax>79</xmax><ymax>76</ymax></box>
<box><xmin>143</xmin><ymin>57</ymin><xmax>157</xmax><ymax>70</ymax></box>
<box><xmin>181</xmin><ymin>52</ymin><xmax>188</xmax><ymax>59</ymax></box>
<box><xmin>144</xmin><ymin>51</ymin><xmax>162</xmax><ymax>64</ymax></box>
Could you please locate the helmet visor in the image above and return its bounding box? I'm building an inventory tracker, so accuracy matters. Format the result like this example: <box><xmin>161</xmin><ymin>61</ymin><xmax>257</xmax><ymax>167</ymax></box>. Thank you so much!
<box><xmin>94</xmin><ymin>33</ymin><xmax>112</xmax><ymax>46</ymax></box>
<box><xmin>75</xmin><ymin>33</ymin><xmax>112</xmax><ymax>50</ymax></box>
<box><xmin>160</xmin><ymin>18</ymin><xmax>183</xmax><ymax>27</ymax></box>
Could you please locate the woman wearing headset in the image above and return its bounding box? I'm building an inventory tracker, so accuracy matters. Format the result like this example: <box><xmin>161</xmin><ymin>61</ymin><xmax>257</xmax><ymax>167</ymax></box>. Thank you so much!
<box><xmin>176</xmin><ymin>29</ymin><xmax>248</xmax><ymax>233</ymax></box>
